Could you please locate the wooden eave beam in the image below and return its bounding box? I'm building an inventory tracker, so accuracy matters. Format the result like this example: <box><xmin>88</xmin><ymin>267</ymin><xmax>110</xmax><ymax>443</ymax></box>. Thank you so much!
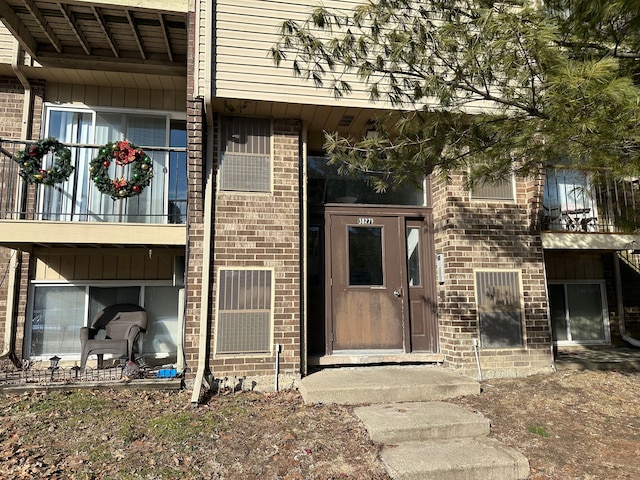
<box><xmin>158</xmin><ymin>13</ymin><xmax>173</xmax><ymax>62</ymax></box>
<box><xmin>54</xmin><ymin>0</ymin><xmax>190</xmax><ymax>15</ymax></box>
<box><xmin>23</xmin><ymin>0</ymin><xmax>63</xmax><ymax>54</ymax></box>
<box><xmin>91</xmin><ymin>6</ymin><xmax>119</xmax><ymax>58</ymax></box>
<box><xmin>125</xmin><ymin>9</ymin><xmax>145</xmax><ymax>60</ymax></box>
<box><xmin>58</xmin><ymin>3</ymin><xmax>91</xmax><ymax>55</ymax></box>
<box><xmin>34</xmin><ymin>52</ymin><xmax>186</xmax><ymax>76</ymax></box>
<box><xmin>0</xmin><ymin>2</ymin><xmax>39</xmax><ymax>58</ymax></box>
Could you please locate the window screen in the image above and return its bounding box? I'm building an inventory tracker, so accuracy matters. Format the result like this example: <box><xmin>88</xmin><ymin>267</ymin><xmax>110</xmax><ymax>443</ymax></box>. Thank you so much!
<box><xmin>220</xmin><ymin>117</ymin><xmax>271</xmax><ymax>192</ymax></box>
<box><xmin>471</xmin><ymin>177</ymin><xmax>515</xmax><ymax>201</ymax></box>
<box><xmin>216</xmin><ymin>269</ymin><xmax>273</xmax><ymax>353</ymax></box>
<box><xmin>475</xmin><ymin>270</ymin><xmax>523</xmax><ymax>348</ymax></box>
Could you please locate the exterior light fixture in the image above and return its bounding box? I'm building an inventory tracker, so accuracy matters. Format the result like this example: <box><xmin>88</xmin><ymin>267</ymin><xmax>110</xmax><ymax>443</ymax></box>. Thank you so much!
<box><xmin>48</xmin><ymin>355</ymin><xmax>61</xmax><ymax>370</ymax></box>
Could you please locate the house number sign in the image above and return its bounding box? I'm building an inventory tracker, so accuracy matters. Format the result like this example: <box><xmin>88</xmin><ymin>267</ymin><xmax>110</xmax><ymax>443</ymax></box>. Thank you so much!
<box><xmin>357</xmin><ymin>217</ymin><xmax>374</xmax><ymax>225</ymax></box>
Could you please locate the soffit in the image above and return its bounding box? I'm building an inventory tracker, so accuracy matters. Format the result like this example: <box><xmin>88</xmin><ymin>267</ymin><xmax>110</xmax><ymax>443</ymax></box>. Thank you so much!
<box><xmin>213</xmin><ymin>97</ymin><xmax>382</xmax><ymax>139</ymax></box>
<box><xmin>0</xmin><ymin>0</ymin><xmax>188</xmax><ymax>77</ymax></box>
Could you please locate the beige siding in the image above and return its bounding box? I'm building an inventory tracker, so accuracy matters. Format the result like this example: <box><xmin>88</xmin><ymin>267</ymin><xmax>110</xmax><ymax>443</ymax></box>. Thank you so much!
<box><xmin>0</xmin><ymin>26</ymin><xmax>16</xmax><ymax>65</ymax></box>
<box><xmin>34</xmin><ymin>248</ymin><xmax>182</xmax><ymax>281</ymax></box>
<box><xmin>214</xmin><ymin>0</ymin><xmax>391</xmax><ymax>108</ymax></box>
<box><xmin>44</xmin><ymin>83</ymin><xmax>186</xmax><ymax>111</ymax></box>
<box><xmin>195</xmin><ymin>0</ymin><xmax>208</xmax><ymax>99</ymax></box>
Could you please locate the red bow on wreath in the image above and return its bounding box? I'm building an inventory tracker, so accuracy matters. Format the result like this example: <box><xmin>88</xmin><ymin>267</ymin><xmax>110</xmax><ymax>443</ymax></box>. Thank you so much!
<box><xmin>114</xmin><ymin>140</ymin><xmax>144</xmax><ymax>166</ymax></box>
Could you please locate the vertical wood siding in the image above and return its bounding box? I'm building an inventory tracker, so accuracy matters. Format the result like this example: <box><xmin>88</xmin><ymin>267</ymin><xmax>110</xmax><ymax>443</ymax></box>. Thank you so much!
<box><xmin>34</xmin><ymin>249</ymin><xmax>181</xmax><ymax>281</ymax></box>
<box><xmin>44</xmin><ymin>83</ymin><xmax>186</xmax><ymax>111</ymax></box>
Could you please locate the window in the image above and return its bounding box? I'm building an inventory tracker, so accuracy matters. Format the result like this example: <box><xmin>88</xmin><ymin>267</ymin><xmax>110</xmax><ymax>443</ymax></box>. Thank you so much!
<box><xmin>470</xmin><ymin>176</ymin><xmax>515</xmax><ymax>201</ymax></box>
<box><xmin>42</xmin><ymin>106</ymin><xmax>186</xmax><ymax>224</ymax></box>
<box><xmin>220</xmin><ymin>117</ymin><xmax>271</xmax><ymax>192</ymax></box>
<box><xmin>548</xmin><ymin>281</ymin><xmax>610</xmax><ymax>344</ymax></box>
<box><xmin>543</xmin><ymin>168</ymin><xmax>598</xmax><ymax>232</ymax></box>
<box><xmin>216</xmin><ymin>269</ymin><xmax>273</xmax><ymax>353</ymax></box>
<box><xmin>407</xmin><ymin>227</ymin><xmax>421</xmax><ymax>287</ymax></box>
<box><xmin>348</xmin><ymin>226</ymin><xmax>384</xmax><ymax>286</ymax></box>
<box><xmin>475</xmin><ymin>270</ymin><xmax>524</xmax><ymax>348</ymax></box>
<box><xmin>307</xmin><ymin>155</ymin><xmax>424</xmax><ymax>205</ymax></box>
<box><xmin>30</xmin><ymin>285</ymin><xmax>86</xmax><ymax>356</ymax></box>
<box><xmin>28</xmin><ymin>284</ymin><xmax>181</xmax><ymax>359</ymax></box>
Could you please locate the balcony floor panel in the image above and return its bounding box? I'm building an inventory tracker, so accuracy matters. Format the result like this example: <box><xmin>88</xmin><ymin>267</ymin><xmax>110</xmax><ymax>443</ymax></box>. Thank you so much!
<box><xmin>541</xmin><ymin>232</ymin><xmax>640</xmax><ymax>251</ymax></box>
<box><xmin>0</xmin><ymin>220</ymin><xmax>186</xmax><ymax>249</ymax></box>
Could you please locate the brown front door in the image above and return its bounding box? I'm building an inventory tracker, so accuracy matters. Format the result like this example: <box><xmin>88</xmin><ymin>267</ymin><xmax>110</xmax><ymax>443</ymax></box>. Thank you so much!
<box><xmin>329</xmin><ymin>214</ymin><xmax>406</xmax><ymax>351</ymax></box>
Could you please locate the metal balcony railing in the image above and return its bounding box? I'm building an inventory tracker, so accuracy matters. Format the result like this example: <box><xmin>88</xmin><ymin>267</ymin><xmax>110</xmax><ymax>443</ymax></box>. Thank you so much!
<box><xmin>0</xmin><ymin>139</ymin><xmax>187</xmax><ymax>225</ymax></box>
<box><xmin>542</xmin><ymin>168</ymin><xmax>640</xmax><ymax>234</ymax></box>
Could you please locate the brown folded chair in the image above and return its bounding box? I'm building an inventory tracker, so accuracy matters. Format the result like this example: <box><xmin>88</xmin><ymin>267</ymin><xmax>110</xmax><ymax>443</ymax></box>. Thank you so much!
<box><xmin>79</xmin><ymin>304</ymin><xmax>147</xmax><ymax>371</ymax></box>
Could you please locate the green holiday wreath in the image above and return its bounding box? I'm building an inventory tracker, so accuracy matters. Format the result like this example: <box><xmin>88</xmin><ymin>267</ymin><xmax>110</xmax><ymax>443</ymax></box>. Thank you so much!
<box><xmin>90</xmin><ymin>140</ymin><xmax>153</xmax><ymax>200</ymax></box>
<box><xmin>14</xmin><ymin>137</ymin><xmax>74</xmax><ymax>185</ymax></box>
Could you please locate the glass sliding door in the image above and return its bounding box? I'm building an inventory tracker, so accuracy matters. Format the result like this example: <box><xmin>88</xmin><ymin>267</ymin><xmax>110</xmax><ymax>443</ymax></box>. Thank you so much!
<box><xmin>549</xmin><ymin>281</ymin><xmax>610</xmax><ymax>344</ymax></box>
<box><xmin>27</xmin><ymin>283</ymin><xmax>182</xmax><ymax>361</ymax></box>
<box><xmin>42</xmin><ymin>106</ymin><xmax>186</xmax><ymax>224</ymax></box>
<box><xmin>30</xmin><ymin>285</ymin><xmax>86</xmax><ymax>356</ymax></box>
<box><xmin>141</xmin><ymin>286</ymin><xmax>180</xmax><ymax>358</ymax></box>
<box><xmin>42</xmin><ymin>110</ymin><xmax>93</xmax><ymax>221</ymax></box>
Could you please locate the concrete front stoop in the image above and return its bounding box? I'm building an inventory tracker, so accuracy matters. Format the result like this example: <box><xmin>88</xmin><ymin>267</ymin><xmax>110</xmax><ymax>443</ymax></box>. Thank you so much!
<box><xmin>299</xmin><ymin>366</ymin><xmax>530</xmax><ymax>480</ymax></box>
<box><xmin>298</xmin><ymin>366</ymin><xmax>480</xmax><ymax>405</ymax></box>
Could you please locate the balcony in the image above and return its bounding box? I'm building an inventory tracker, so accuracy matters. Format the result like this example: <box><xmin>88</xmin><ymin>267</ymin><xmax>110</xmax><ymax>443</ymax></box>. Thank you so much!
<box><xmin>541</xmin><ymin>168</ymin><xmax>640</xmax><ymax>250</ymax></box>
<box><xmin>0</xmin><ymin>138</ymin><xmax>187</xmax><ymax>248</ymax></box>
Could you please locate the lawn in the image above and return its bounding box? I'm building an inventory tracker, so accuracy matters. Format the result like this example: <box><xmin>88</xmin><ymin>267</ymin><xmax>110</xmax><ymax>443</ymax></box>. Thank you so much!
<box><xmin>0</xmin><ymin>369</ymin><xmax>638</xmax><ymax>479</ymax></box>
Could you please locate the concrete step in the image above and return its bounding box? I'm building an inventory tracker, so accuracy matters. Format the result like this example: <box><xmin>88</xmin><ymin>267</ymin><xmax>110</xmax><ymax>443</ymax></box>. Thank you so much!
<box><xmin>354</xmin><ymin>402</ymin><xmax>490</xmax><ymax>443</ymax></box>
<box><xmin>299</xmin><ymin>366</ymin><xmax>479</xmax><ymax>405</ymax></box>
<box><xmin>380</xmin><ymin>437</ymin><xmax>530</xmax><ymax>480</ymax></box>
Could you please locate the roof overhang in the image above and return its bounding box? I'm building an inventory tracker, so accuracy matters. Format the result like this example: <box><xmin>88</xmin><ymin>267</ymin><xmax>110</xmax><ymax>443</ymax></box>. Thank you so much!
<box><xmin>0</xmin><ymin>0</ymin><xmax>189</xmax><ymax>77</ymax></box>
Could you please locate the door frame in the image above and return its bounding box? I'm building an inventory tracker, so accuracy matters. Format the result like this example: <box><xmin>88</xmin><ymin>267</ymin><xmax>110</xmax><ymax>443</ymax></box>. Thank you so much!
<box><xmin>322</xmin><ymin>205</ymin><xmax>434</xmax><ymax>355</ymax></box>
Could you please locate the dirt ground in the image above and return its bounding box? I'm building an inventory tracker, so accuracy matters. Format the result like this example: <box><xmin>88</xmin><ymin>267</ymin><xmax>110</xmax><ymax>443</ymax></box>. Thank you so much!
<box><xmin>0</xmin><ymin>369</ymin><xmax>638</xmax><ymax>479</ymax></box>
<box><xmin>452</xmin><ymin>369</ymin><xmax>640</xmax><ymax>480</ymax></box>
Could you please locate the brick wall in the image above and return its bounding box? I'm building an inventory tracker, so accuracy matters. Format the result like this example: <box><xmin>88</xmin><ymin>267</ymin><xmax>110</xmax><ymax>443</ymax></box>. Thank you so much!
<box><xmin>183</xmin><ymin>96</ymin><xmax>207</xmax><ymax>376</ymax></box>
<box><xmin>431</xmin><ymin>171</ymin><xmax>553</xmax><ymax>379</ymax></box>
<box><xmin>208</xmin><ymin>118</ymin><xmax>301</xmax><ymax>385</ymax></box>
<box><xmin>0</xmin><ymin>75</ymin><xmax>43</xmax><ymax>363</ymax></box>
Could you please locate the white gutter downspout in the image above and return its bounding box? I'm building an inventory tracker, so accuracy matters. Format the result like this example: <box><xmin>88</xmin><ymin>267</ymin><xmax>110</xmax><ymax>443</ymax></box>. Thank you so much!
<box><xmin>613</xmin><ymin>253</ymin><xmax>640</xmax><ymax>348</ymax></box>
<box><xmin>1</xmin><ymin>40</ymin><xmax>31</xmax><ymax>362</ymax></box>
<box><xmin>301</xmin><ymin>124</ymin><xmax>308</xmax><ymax>377</ymax></box>
<box><xmin>191</xmin><ymin>0</ymin><xmax>215</xmax><ymax>405</ymax></box>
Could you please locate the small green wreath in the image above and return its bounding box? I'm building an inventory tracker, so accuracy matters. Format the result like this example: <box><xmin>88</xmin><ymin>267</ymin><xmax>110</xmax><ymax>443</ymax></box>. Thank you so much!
<box><xmin>90</xmin><ymin>140</ymin><xmax>153</xmax><ymax>200</ymax></box>
<box><xmin>14</xmin><ymin>137</ymin><xmax>74</xmax><ymax>185</ymax></box>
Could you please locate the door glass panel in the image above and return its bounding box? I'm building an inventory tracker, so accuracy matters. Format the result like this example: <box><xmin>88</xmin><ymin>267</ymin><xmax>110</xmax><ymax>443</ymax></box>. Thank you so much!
<box><xmin>407</xmin><ymin>227</ymin><xmax>421</xmax><ymax>287</ymax></box>
<box><xmin>88</xmin><ymin>286</ymin><xmax>141</xmax><ymax>320</ymax></box>
<box><xmin>348</xmin><ymin>226</ymin><xmax>383</xmax><ymax>285</ymax></box>
<box><xmin>169</xmin><ymin>120</ymin><xmax>188</xmax><ymax>224</ymax></box>
<box><xmin>31</xmin><ymin>285</ymin><xmax>86</xmax><ymax>356</ymax></box>
<box><xmin>43</xmin><ymin>110</ymin><xmax>93</xmax><ymax>221</ymax></box>
<box><xmin>142</xmin><ymin>286</ymin><xmax>180</xmax><ymax>356</ymax></box>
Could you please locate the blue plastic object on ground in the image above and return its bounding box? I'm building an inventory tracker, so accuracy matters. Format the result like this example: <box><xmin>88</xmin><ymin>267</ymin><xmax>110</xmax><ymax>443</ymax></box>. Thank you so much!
<box><xmin>156</xmin><ymin>368</ymin><xmax>178</xmax><ymax>378</ymax></box>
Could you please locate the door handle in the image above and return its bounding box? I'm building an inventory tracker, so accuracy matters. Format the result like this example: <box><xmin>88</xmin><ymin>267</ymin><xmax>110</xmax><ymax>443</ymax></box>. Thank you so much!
<box><xmin>393</xmin><ymin>289</ymin><xmax>402</xmax><ymax>298</ymax></box>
